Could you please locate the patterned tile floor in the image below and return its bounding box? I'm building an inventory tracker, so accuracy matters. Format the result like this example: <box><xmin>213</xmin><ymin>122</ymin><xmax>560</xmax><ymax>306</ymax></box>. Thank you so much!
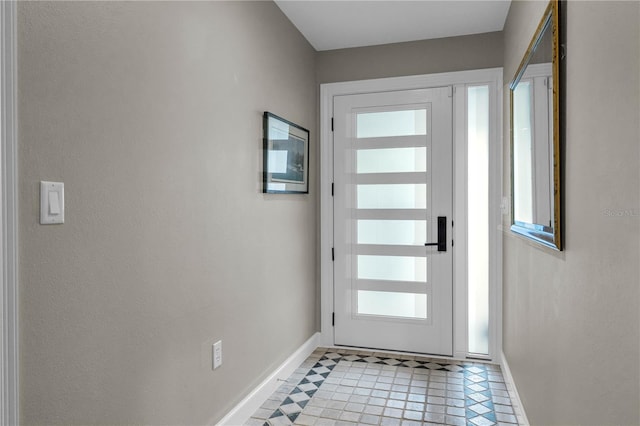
<box><xmin>247</xmin><ymin>347</ymin><xmax>520</xmax><ymax>426</ymax></box>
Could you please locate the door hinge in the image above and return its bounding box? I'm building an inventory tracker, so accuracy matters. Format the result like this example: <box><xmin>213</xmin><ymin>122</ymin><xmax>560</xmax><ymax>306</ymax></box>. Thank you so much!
<box><xmin>331</xmin><ymin>182</ymin><xmax>334</xmax><ymax>196</ymax></box>
<box><xmin>332</xmin><ymin>247</ymin><xmax>335</xmax><ymax>261</ymax></box>
<box><xmin>331</xmin><ymin>118</ymin><xmax>334</xmax><ymax>132</ymax></box>
<box><xmin>452</xmin><ymin>220</ymin><xmax>454</xmax><ymax>227</ymax></box>
<box><xmin>332</xmin><ymin>312</ymin><xmax>335</xmax><ymax>326</ymax></box>
<box><xmin>452</xmin><ymin>239</ymin><xmax>454</xmax><ymax>247</ymax></box>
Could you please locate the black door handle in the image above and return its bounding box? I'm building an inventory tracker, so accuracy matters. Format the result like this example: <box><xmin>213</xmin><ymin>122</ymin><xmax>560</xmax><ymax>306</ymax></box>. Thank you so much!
<box><xmin>424</xmin><ymin>216</ymin><xmax>446</xmax><ymax>252</ymax></box>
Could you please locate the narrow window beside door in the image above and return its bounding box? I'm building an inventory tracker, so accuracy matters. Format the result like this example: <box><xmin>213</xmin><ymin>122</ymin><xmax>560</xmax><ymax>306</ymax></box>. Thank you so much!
<box><xmin>467</xmin><ymin>85</ymin><xmax>489</xmax><ymax>356</ymax></box>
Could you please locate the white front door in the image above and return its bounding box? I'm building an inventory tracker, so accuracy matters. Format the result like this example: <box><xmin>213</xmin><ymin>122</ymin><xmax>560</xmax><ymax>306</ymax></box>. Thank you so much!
<box><xmin>333</xmin><ymin>87</ymin><xmax>453</xmax><ymax>355</ymax></box>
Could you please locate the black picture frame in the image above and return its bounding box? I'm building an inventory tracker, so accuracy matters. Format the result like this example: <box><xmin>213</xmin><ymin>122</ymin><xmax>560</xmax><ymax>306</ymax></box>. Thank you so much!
<box><xmin>263</xmin><ymin>112</ymin><xmax>309</xmax><ymax>194</ymax></box>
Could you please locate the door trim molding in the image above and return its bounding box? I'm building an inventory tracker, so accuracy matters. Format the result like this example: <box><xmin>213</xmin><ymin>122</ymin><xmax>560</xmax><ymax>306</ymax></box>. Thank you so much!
<box><xmin>1</xmin><ymin>1</ymin><xmax>19</xmax><ymax>424</ymax></box>
<box><xmin>320</xmin><ymin>68</ymin><xmax>503</xmax><ymax>359</ymax></box>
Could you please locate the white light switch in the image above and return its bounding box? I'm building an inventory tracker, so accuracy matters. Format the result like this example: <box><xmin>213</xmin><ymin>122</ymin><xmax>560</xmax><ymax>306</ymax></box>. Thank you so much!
<box><xmin>40</xmin><ymin>181</ymin><xmax>64</xmax><ymax>224</ymax></box>
<box><xmin>49</xmin><ymin>191</ymin><xmax>60</xmax><ymax>215</ymax></box>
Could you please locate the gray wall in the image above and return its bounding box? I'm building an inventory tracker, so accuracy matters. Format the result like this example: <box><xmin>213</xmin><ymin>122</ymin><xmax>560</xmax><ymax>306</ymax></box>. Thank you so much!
<box><xmin>502</xmin><ymin>1</ymin><xmax>640</xmax><ymax>424</ymax></box>
<box><xmin>317</xmin><ymin>32</ymin><xmax>503</xmax><ymax>83</ymax></box>
<box><xmin>18</xmin><ymin>1</ymin><xmax>317</xmax><ymax>424</ymax></box>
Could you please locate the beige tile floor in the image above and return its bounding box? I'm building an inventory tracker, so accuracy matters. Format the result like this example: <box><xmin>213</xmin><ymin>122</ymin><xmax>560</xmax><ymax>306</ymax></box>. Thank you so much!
<box><xmin>247</xmin><ymin>348</ymin><xmax>520</xmax><ymax>426</ymax></box>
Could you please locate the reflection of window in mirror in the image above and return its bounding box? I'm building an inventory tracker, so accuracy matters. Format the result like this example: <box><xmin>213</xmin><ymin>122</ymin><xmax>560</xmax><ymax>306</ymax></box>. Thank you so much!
<box><xmin>513</xmin><ymin>65</ymin><xmax>554</xmax><ymax>227</ymax></box>
<box><xmin>513</xmin><ymin>81</ymin><xmax>533</xmax><ymax>224</ymax></box>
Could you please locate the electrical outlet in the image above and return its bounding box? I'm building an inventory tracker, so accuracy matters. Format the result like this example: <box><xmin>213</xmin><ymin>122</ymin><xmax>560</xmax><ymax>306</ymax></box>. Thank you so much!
<box><xmin>213</xmin><ymin>340</ymin><xmax>222</xmax><ymax>370</ymax></box>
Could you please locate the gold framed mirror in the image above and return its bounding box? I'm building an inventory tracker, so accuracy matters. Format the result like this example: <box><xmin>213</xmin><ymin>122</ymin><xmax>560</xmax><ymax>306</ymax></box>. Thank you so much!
<box><xmin>510</xmin><ymin>0</ymin><xmax>562</xmax><ymax>250</ymax></box>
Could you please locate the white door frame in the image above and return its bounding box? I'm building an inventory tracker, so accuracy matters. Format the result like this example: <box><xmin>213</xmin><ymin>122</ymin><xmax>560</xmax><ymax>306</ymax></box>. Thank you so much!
<box><xmin>320</xmin><ymin>68</ymin><xmax>503</xmax><ymax>361</ymax></box>
<box><xmin>1</xmin><ymin>1</ymin><xmax>19</xmax><ymax>424</ymax></box>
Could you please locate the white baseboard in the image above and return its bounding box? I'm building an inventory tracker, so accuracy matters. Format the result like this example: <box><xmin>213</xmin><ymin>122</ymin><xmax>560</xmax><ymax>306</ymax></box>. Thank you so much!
<box><xmin>215</xmin><ymin>332</ymin><xmax>321</xmax><ymax>425</ymax></box>
<box><xmin>500</xmin><ymin>351</ymin><xmax>530</xmax><ymax>426</ymax></box>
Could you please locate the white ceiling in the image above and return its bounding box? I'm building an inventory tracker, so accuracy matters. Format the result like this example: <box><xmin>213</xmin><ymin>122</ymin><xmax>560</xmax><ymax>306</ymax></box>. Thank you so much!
<box><xmin>274</xmin><ymin>0</ymin><xmax>512</xmax><ymax>51</ymax></box>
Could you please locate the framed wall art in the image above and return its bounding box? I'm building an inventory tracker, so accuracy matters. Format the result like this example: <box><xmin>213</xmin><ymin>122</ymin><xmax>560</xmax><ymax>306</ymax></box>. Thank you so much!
<box><xmin>263</xmin><ymin>112</ymin><xmax>309</xmax><ymax>194</ymax></box>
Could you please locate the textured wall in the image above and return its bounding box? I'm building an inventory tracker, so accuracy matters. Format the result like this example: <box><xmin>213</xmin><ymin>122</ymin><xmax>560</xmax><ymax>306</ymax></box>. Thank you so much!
<box><xmin>502</xmin><ymin>1</ymin><xmax>640</xmax><ymax>424</ymax></box>
<box><xmin>18</xmin><ymin>2</ymin><xmax>317</xmax><ymax>424</ymax></box>
<box><xmin>317</xmin><ymin>31</ymin><xmax>503</xmax><ymax>84</ymax></box>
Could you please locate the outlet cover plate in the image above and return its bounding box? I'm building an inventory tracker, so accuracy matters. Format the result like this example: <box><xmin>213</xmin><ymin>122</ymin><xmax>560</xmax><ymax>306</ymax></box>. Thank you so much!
<box><xmin>213</xmin><ymin>340</ymin><xmax>222</xmax><ymax>370</ymax></box>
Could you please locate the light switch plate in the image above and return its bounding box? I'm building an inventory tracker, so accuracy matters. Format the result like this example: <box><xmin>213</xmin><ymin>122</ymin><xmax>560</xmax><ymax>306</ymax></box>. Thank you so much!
<box><xmin>40</xmin><ymin>181</ymin><xmax>64</xmax><ymax>224</ymax></box>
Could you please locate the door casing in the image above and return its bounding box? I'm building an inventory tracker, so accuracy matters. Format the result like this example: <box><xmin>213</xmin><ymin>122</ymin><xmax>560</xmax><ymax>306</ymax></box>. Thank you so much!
<box><xmin>1</xmin><ymin>1</ymin><xmax>19</xmax><ymax>424</ymax></box>
<box><xmin>320</xmin><ymin>69</ymin><xmax>504</xmax><ymax>361</ymax></box>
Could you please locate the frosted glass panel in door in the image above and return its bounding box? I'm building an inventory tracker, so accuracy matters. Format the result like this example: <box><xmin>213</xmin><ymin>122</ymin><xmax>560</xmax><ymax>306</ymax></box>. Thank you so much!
<box><xmin>358</xmin><ymin>255</ymin><xmax>426</xmax><ymax>282</ymax></box>
<box><xmin>357</xmin><ymin>184</ymin><xmax>427</xmax><ymax>209</ymax></box>
<box><xmin>357</xmin><ymin>147</ymin><xmax>427</xmax><ymax>174</ymax></box>
<box><xmin>357</xmin><ymin>220</ymin><xmax>426</xmax><ymax>246</ymax></box>
<box><xmin>357</xmin><ymin>110</ymin><xmax>427</xmax><ymax>138</ymax></box>
<box><xmin>358</xmin><ymin>290</ymin><xmax>427</xmax><ymax>319</ymax></box>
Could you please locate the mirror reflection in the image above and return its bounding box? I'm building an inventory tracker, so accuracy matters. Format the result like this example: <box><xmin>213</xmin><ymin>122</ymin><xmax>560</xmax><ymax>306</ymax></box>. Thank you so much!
<box><xmin>513</xmin><ymin>21</ymin><xmax>553</xmax><ymax>227</ymax></box>
<box><xmin>510</xmin><ymin>1</ymin><xmax>562</xmax><ymax>250</ymax></box>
